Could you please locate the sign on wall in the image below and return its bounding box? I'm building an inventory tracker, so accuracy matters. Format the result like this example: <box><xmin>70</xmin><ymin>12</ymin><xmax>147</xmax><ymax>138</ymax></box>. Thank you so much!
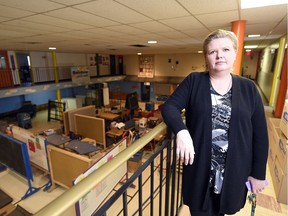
<box><xmin>71</xmin><ymin>66</ymin><xmax>90</xmax><ymax>84</ymax></box>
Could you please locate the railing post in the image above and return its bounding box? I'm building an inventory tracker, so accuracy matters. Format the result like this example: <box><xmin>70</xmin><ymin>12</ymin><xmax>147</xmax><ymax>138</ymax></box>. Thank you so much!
<box><xmin>165</xmin><ymin>138</ymin><xmax>171</xmax><ymax>216</ymax></box>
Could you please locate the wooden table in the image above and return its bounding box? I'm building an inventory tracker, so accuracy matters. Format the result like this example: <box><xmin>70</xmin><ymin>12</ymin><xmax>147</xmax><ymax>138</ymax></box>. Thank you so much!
<box><xmin>96</xmin><ymin>112</ymin><xmax>120</xmax><ymax>121</ymax></box>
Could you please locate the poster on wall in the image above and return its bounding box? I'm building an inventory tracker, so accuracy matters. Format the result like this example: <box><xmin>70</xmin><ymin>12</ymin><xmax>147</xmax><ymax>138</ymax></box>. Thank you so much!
<box><xmin>71</xmin><ymin>66</ymin><xmax>90</xmax><ymax>84</ymax></box>
<box><xmin>138</xmin><ymin>55</ymin><xmax>154</xmax><ymax>78</ymax></box>
<box><xmin>74</xmin><ymin>138</ymin><xmax>127</xmax><ymax>216</ymax></box>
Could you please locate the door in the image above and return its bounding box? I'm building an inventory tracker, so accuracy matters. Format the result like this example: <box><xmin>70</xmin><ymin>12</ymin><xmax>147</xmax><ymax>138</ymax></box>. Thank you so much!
<box><xmin>16</xmin><ymin>52</ymin><xmax>32</xmax><ymax>84</ymax></box>
<box><xmin>141</xmin><ymin>82</ymin><xmax>151</xmax><ymax>102</ymax></box>
<box><xmin>0</xmin><ymin>50</ymin><xmax>13</xmax><ymax>88</ymax></box>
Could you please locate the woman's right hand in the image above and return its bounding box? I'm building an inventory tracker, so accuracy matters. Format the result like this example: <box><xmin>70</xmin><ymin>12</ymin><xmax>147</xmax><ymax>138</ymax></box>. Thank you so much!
<box><xmin>176</xmin><ymin>129</ymin><xmax>195</xmax><ymax>165</ymax></box>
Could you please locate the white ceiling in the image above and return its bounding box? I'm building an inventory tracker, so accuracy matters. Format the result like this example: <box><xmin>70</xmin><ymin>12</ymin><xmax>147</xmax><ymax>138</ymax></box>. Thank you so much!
<box><xmin>0</xmin><ymin>0</ymin><xmax>287</xmax><ymax>55</ymax></box>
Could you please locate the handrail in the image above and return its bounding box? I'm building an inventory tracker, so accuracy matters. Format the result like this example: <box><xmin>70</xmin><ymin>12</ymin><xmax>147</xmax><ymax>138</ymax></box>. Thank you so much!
<box><xmin>35</xmin><ymin>122</ymin><xmax>167</xmax><ymax>216</ymax></box>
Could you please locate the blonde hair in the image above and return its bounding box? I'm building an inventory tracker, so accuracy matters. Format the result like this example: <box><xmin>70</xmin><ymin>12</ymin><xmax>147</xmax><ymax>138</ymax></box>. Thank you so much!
<box><xmin>203</xmin><ymin>29</ymin><xmax>238</xmax><ymax>56</ymax></box>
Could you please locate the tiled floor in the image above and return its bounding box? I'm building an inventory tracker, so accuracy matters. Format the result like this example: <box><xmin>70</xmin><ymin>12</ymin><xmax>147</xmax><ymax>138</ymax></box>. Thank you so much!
<box><xmin>0</xmin><ymin>106</ymin><xmax>287</xmax><ymax>216</ymax></box>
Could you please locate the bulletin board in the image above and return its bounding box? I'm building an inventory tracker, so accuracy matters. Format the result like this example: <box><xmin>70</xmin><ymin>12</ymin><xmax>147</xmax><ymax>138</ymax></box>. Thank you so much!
<box><xmin>74</xmin><ymin>138</ymin><xmax>127</xmax><ymax>216</ymax></box>
<box><xmin>12</xmin><ymin>126</ymin><xmax>48</xmax><ymax>171</ymax></box>
<box><xmin>74</xmin><ymin>114</ymin><xmax>106</xmax><ymax>149</ymax></box>
<box><xmin>47</xmin><ymin>144</ymin><xmax>96</xmax><ymax>189</ymax></box>
<box><xmin>64</xmin><ymin>105</ymin><xmax>95</xmax><ymax>135</ymax></box>
<box><xmin>138</xmin><ymin>55</ymin><xmax>154</xmax><ymax>78</ymax></box>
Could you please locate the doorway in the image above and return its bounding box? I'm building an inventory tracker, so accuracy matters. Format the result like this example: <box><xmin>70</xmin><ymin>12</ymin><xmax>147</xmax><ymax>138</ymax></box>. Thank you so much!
<box><xmin>0</xmin><ymin>50</ymin><xmax>13</xmax><ymax>88</ymax></box>
<box><xmin>16</xmin><ymin>52</ymin><xmax>32</xmax><ymax>84</ymax></box>
<box><xmin>141</xmin><ymin>82</ymin><xmax>151</xmax><ymax>102</ymax></box>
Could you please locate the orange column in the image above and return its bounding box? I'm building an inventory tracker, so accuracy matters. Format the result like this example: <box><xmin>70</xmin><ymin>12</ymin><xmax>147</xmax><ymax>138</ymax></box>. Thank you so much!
<box><xmin>231</xmin><ymin>20</ymin><xmax>246</xmax><ymax>75</ymax></box>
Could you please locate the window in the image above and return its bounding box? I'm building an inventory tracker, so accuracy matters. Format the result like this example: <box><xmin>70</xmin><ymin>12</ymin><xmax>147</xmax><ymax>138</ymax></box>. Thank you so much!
<box><xmin>0</xmin><ymin>54</ymin><xmax>6</xmax><ymax>69</ymax></box>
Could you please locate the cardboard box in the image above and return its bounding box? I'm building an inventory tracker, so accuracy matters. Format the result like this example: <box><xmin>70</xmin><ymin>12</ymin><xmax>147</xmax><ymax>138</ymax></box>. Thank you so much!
<box><xmin>274</xmin><ymin>128</ymin><xmax>288</xmax><ymax>171</ymax></box>
<box><xmin>277</xmin><ymin>173</ymin><xmax>287</xmax><ymax>204</ymax></box>
<box><xmin>271</xmin><ymin>156</ymin><xmax>287</xmax><ymax>204</ymax></box>
<box><xmin>127</xmin><ymin>160</ymin><xmax>142</xmax><ymax>173</ymax></box>
<box><xmin>268</xmin><ymin>145</ymin><xmax>276</xmax><ymax>172</ymax></box>
<box><xmin>128</xmin><ymin>151</ymin><xmax>143</xmax><ymax>173</ymax></box>
<box><xmin>268</xmin><ymin>118</ymin><xmax>281</xmax><ymax>170</ymax></box>
<box><xmin>280</xmin><ymin>100</ymin><xmax>288</xmax><ymax>138</ymax></box>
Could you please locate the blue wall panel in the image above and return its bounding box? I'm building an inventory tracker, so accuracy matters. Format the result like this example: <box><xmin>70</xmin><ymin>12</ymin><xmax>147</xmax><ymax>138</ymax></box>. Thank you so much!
<box><xmin>0</xmin><ymin>95</ymin><xmax>25</xmax><ymax>113</ymax></box>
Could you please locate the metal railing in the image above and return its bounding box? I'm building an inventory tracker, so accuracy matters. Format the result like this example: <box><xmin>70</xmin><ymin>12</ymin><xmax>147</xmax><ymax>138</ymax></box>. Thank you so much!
<box><xmin>35</xmin><ymin>122</ymin><xmax>183</xmax><ymax>216</ymax></box>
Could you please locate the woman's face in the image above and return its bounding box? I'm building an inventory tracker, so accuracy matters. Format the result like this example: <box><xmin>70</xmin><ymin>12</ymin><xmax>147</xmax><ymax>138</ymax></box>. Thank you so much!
<box><xmin>205</xmin><ymin>37</ymin><xmax>237</xmax><ymax>73</ymax></box>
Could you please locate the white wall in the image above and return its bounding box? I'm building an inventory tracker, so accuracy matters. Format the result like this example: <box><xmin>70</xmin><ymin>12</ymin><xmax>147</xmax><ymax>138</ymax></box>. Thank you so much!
<box><xmin>30</xmin><ymin>52</ymin><xmax>50</xmax><ymax>68</ymax></box>
<box><xmin>124</xmin><ymin>53</ymin><xmax>206</xmax><ymax>77</ymax></box>
<box><xmin>55</xmin><ymin>53</ymin><xmax>87</xmax><ymax>66</ymax></box>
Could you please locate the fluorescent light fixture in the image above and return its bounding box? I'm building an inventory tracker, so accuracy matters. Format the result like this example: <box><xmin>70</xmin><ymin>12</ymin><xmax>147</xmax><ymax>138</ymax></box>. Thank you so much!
<box><xmin>248</xmin><ymin>34</ymin><xmax>261</xmax><ymax>38</ymax></box>
<box><xmin>198</xmin><ymin>51</ymin><xmax>203</xmax><ymax>54</ymax></box>
<box><xmin>49</xmin><ymin>47</ymin><xmax>56</xmax><ymax>50</ymax></box>
<box><xmin>148</xmin><ymin>40</ymin><xmax>157</xmax><ymax>44</ymax></box>
<box><xmin>245</xmin><ymin>49</ymin><xmax>252</xmax><ymax>52</ymax></box>
<box><xmin>244</xmin><ymin>45</ymin><xmax>258</xmax><ymax>49</ymax></box>
<box><xmin>241</xmin><ymin>0</ymin><xmax>287</xmax><ymax>9</ymax></box>
<box><xmin>137</xmin><ymin>53</ymin><xmax>142</xmax><ymax>55</ymax></box>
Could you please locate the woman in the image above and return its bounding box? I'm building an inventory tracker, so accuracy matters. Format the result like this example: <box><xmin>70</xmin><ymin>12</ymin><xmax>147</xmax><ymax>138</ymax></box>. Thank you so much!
<box><xmin>161</xmin><ymin>29</ymin><xmax>268</xmax><ymax>215</ymax></box>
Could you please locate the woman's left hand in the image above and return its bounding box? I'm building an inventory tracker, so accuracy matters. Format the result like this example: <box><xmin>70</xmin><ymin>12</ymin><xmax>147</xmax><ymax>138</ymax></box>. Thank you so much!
<box><xmin>247</xmin><ymin>176</ymin><xmax>267</xmax><ymax>194</ymax></box>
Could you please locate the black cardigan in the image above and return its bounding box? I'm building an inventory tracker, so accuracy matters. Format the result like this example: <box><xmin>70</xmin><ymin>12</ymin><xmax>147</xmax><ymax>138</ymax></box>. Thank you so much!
<box><xmin>161</xmin><ymin>72</ymin><xmax>268</xmax><ymax>214</ymax></box>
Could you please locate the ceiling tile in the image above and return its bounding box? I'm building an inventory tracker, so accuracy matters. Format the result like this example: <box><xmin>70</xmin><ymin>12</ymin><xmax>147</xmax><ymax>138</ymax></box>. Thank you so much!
<box><xmin>0</xmin><ymin>5</ymin><xmax>34</xmax><ymax>18</ymax></box>
<box><xmin>46</xmin><ymin>7</ymin><xmax>118</xmax><ymax>27</ymax></box>
<box><xmin>0</xmin><ymin>29</ymin><xmax>34</xmax><ymax>38</ymax></box>
<box><xmin>0</xmin><ymin>16</ymin><xmax>10</xmax><ymax>22</ymax></box>
<box><xmin>115</xmin><ymin>0</ymin><xmax>190</xmax><ymax>19</ymax></box>
<box><xmin>104</xmin><ymin>25</ymin><xmax>149</xmax><ymax>35</ymax></box>
<box><xmin>178</xmin><ymin>0</ymin><xmax>238</xmax><ymax>14</ymax></box>
<box><xmin>4</xmin><ymin>19</ymin><xmax>70</xmax><ymax>33</ymax></box>
<box><xmin>245</xmin><ymin>23</ymin><xmax>278</xmax><ymax>36</ymax></box>
<box><xmin>23</xmin><ymin>14</ymin><xmax>93</xmax><ymax>30</ymax></box>
<box><xmin>49</xmin><ymin>0</ymin><xmax>91</xmax><ymax>6</ymax></box>
<box><xmin>73</xmin><ymin>0</ymin><xmax>151</xmax><ymax>24</ymax></box>
<box><xmin>196</xmin><ymin>11</ymin><xmax>239</xmax><ymax>27</ymax></box>
<box><xmin>156</xmin><ymin>31</ymin><xmax>191</xmax><ymax>39</ymax></box>
<box><xmin>241</xmin><ymin>5</ymin><xmax>287</xmax><ymax>24</ymax></box>
<box><xmin>0</xmin><ymin>1</ymin><xmax>285</xmax><ymax>54</ymax></box>
<box><xmin>130</xmin><ymin>21</ymin><xmax>174</xmax><ymax>33</ymax></box>
<box><xmin>160</xmin><ymin>16</ymin><xmax>204</xmax><ymax>31</ymax></box>
<box><xmin>0</xmin><ymin>0</ymin><xmax>64</xmax><ymax>12</ymax></box>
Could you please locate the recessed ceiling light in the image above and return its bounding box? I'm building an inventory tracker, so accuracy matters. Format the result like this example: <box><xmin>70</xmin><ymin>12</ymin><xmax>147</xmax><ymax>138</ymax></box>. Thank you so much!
<box><xmin>241</xmin><ymin>0</ymin><xmax>287</xmax><ymax>9</ymax></box>
<box><xmin>248</xmin><ymin>34</ymin><xmax>261</xmax><ymax>38</ymax></box>
<box><xmin>244</xmin><ymin>45</ymin><xmax>258</xmax><ymax>49</ymax></box>
<box><xmin>148</xmin><ymin>40</ymin><xmax>157</xmax><ymax>44</ymax></box>
<box><xmin>197</xmin><ymin>51</ymin><xmax>203</xmax><ymax>54</ymax></box>
<box><xmin>245</xmin><ymin>49</ymin><xmax>252</xmax><ymax>52</ymax></box>
<box><xmin>49</xmin><ymin>47</ymin><xmax>56</xmax><ymax>50</ymax></box>
<box><xmin>137</xmin><ymin>53</ymin><xmax>142</xmax><ymax>55</ymax></box>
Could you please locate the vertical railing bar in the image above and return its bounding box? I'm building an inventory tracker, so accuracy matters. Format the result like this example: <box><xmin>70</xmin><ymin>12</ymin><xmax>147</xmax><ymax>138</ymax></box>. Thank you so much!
<box><xmin>150</xmin><ymin>161</ymin><xmax>154</xmax><ymax>216</ymax></box>
<box><xmin>138</xmin><ymin>174</ymin><xmax>143</xmax><ymax>216</ymax></box>
<box><xmin>176</xmin><ymin>157</ymin><xmax>181</xmax><ymax>216</ymax></box>
<box><xmin>47</xmin><ymin>100</ymin><xmax>51</xmax><ymax>121</ymax></box>
<box><xmin>159</xmin><ymin>150</ymin><xmax>164</xmax><ymax>216</ymax></box>
<box><xmin>95</xmin><ymin>140</ymin><xmax>169</xmax><ymax>216</ymax></box>
<box><xmin>123</xmin><ymin>191</ymin><xmax>128</xmax><ymax>216</ymax></box>
<box><xmin>165</xmin><ymin>139</ymin><xmax>172</xmax><ymax>216</ymax></box>
<box><xmin>170</xmin><ymin>138</ymin><xmax>177</xmax><ymax>216</ymax></box>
